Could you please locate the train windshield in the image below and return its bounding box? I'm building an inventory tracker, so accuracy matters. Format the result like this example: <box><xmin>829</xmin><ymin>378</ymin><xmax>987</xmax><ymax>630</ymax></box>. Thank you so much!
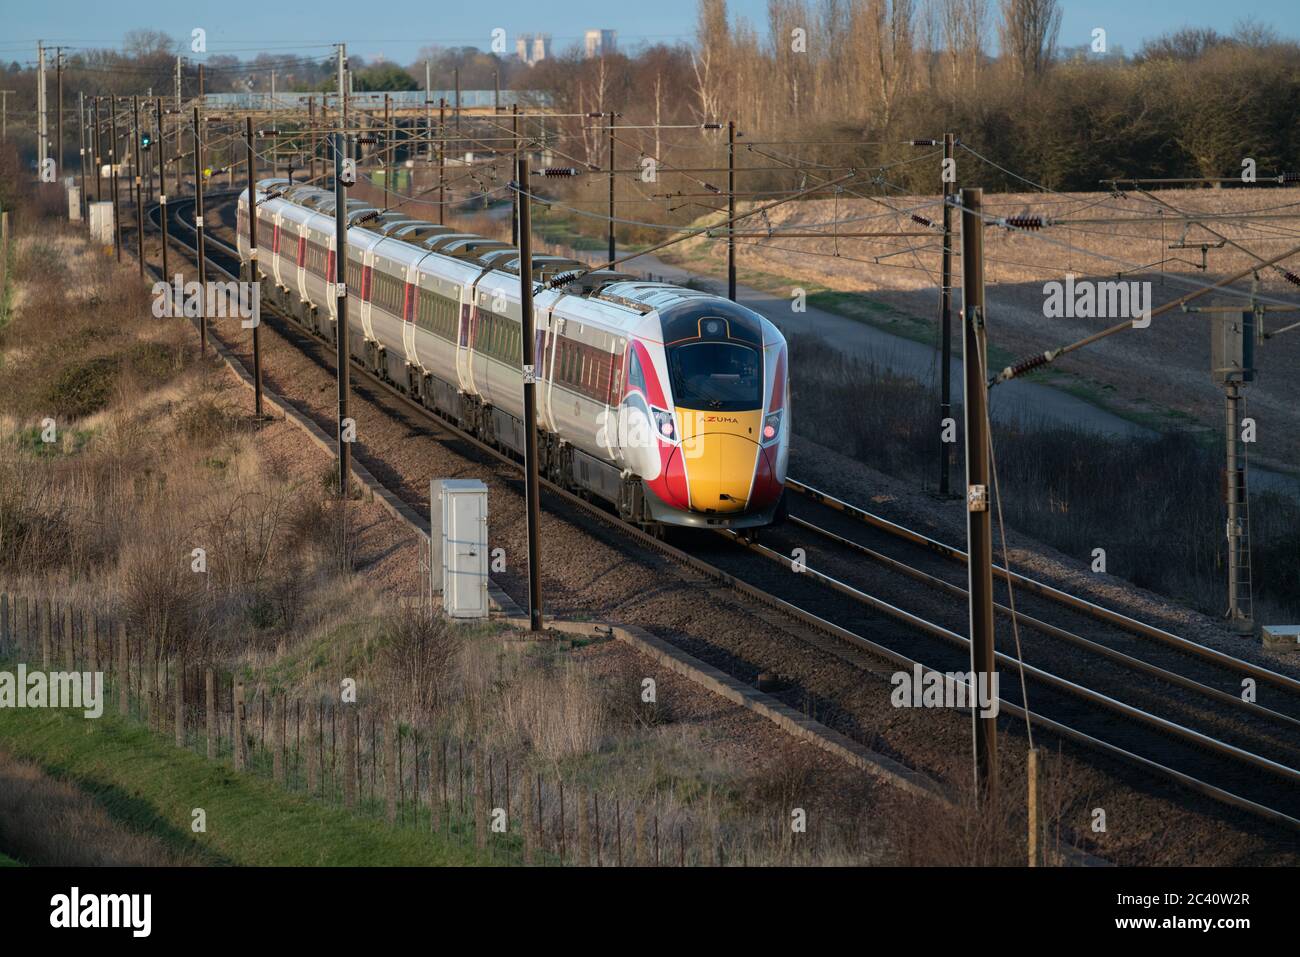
<box><xmin>667</xmin><ymin>341</ymin><xmax>762</xmax><ymax>411</ymax></box>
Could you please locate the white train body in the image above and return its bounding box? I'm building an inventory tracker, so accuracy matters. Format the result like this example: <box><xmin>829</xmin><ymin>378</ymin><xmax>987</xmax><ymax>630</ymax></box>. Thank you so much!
<box><xmin>237</xmin><ymin>179</ymin><xmax>789</xmax><ymax>528</ymax></box>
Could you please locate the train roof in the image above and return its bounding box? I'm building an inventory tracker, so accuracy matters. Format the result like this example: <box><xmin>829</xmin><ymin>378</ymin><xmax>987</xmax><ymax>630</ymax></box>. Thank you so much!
<box><xmin>258</xmin><ymin>192</ymin><xmax>783</xmax><ymax>343</ymax></box>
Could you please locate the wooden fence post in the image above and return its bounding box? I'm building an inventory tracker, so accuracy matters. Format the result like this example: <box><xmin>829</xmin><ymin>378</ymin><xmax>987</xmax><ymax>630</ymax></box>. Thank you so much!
<box><xmin>18</xmin><ymin>596</ymin><xmax>29</xmax><ymax>660</ymax></box>
<box><xmin>427</xmin><ymin>736</ymin><xmax>440</xmax><ymax>833</ymax></box>
<box><xmin>342</xmin><ymin>707</ymin><xmax>358</xmax><ymax>809</ymax></box>
<box><xmin>307</xmin><ymin>704</ymin><xmax>320</xmax><ymax>794</ymax></box>
<box><xmin>84</xmin><ymin>611</ymin><xmax>97</xmax><ymax>677</ymax></box>
<box><xmin>204</xmin><ymin>669</ymin><xmax>216</xmax><ymax>759</ymax></box>
<box><xmin>384</xmin><ymin>720</ymin><xmax>398</xmax><ymax>823</ymax></box>
<box><xmin>116</xmin><ymin>623</ymin><xmax>128</xmax><ymax>717</ymax></box>
<box><xmin>62</xmin><ymin>606</ymin><xmax>74</xmax><ymax>670</ymax></box>
<box><xmin>174</xmin><ymin>660</ymin><xmax>185</xmax><ymax>747</ymax></box>
<box><xmin>146</xmin><ymin>637</ymin><xmax>158</xmax><ymax>730</ymax></box>
<box><xmin>40</xmin><ymin>599</ymin><xmax>51</xmax><ymax>668</ymax></box>
<box><xmin>233</xmin><ymin>678</ymin><xmax>246</xmax><ymax>771</ymax></box>
<box><xmin>634</xmin><ymin>807</ymin><xmax>647</xmax><ymax>867</ymax></box>
<box><xmin>473</xmin><ymin>751</ymin><xmax>486</xmax><ymax>848</ymax></box>
<box><xmin>577</xmin><ymin>789</ymin><xmax>590</xmax><ymax>866</ymax></box>
<box><xmin>273</xmin><ymin>694</ymin><xmax>286</xmax><ymax>785</ymax></box>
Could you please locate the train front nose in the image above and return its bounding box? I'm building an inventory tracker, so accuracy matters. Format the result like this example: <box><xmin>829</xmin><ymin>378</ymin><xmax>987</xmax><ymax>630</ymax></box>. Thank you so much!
<box><xmin>677</xmin><ymin>411</ymin><xmax>761</xmax><ymax>513</ymax></box>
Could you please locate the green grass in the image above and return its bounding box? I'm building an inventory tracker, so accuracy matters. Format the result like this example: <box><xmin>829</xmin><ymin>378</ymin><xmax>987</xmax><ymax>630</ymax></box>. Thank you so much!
<box><xmin>0</xmin><ymin>850</ymin><xmax>23</xmax><ymax>867</ymax></box>
<box><xmin>0</xmin><ymin>704</ymin><xmax>490</xmax><ymax>866</ymax></box>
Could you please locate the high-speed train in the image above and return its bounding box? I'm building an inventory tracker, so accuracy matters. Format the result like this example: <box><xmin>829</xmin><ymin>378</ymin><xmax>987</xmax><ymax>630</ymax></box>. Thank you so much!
<box><xmin>237</xmin><ymin>178</ymin><xmax>789</xmax><ymax>530</ymax></box>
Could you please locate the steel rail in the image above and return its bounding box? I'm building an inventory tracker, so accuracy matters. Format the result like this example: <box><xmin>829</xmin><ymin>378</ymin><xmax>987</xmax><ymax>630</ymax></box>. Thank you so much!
<box><xmin>784</xmin><ymin>513</ymin><xmax>1300</xmax><ymax>730</ymax></box>
<box><xmin>150</xmin><ymin>196</ymin><xmax>1300</xmax><ymax>834</ymax></box>
<box><xmin>786</xmin><ymin>478</ymin><xmax>1300</xmax><ymax>695</ymax></box>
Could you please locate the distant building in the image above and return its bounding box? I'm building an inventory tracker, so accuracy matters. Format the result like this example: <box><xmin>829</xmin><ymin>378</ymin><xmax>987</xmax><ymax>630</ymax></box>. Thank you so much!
<box><xmin>583</xmin><ymin>29</ymin><xmax>617</xmax><ymax>59</ymax></box>
<box><xmin>517</xmin><ymin>33</ymin><xmax>552</xmax><ymax>66</ymax></box>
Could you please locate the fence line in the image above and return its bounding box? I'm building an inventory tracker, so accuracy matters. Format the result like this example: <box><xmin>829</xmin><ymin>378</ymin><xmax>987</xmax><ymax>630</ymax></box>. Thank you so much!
<box><xmin>0</xmin><ymin>591</ymin><xmax>841</xmax><ymax>866</ymax></box>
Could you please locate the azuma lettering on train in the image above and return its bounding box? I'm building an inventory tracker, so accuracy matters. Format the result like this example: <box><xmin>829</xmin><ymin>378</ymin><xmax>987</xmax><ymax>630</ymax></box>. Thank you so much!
<box><xmin>151</xmin><ymin>273</ymin><xmax>260</xmax><ymax>328</ymax></box>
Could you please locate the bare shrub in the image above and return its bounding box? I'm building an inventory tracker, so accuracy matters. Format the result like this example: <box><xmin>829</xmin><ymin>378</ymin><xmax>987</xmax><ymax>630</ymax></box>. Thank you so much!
<box><xmin>378</xmin><ymin>608</ymin><xmax>462</xmax><ymax>719</ymax></box>
<box><xmin>500</xmin><ymin>659</ymin><xmax>608</xmax><ymax>760</ymax></box>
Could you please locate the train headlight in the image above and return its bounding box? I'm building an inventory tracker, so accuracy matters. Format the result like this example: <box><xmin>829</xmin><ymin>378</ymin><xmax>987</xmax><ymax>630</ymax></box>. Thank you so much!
<box><xmin>763</xmin><ymin>411</ymin><xmax>782</xmax><ymax>442</ymax></box>
<box><xmin>653</xmin><ymin>408</ymin><xmax>677</xmax><ymax>442</ymax></box>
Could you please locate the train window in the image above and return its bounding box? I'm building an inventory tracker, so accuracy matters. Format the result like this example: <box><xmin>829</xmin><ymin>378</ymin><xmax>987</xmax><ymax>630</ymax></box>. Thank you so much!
<box><xmin>666</xmin><ymin>341</ymin><xmax>762</xmax><ymax>411</ymax></box>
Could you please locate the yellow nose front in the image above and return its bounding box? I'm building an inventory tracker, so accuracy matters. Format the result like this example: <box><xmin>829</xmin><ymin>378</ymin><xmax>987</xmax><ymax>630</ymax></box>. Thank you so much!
<box><xmin>677</xmin><ymin>410</ymin><xmax>761</xmax><ymax>513</ymax></box>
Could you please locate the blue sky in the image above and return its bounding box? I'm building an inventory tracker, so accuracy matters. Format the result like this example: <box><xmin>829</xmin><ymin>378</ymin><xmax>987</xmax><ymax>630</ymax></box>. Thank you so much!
<box><xmin>1</xmin><ymin>0</ymin><xmax>1294</xmax><ymax>66</ymax></box>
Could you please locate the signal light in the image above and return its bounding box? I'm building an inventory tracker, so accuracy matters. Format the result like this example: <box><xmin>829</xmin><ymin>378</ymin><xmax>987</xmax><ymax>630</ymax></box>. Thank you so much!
<box><xmin>141</xmin><ymin>132</ymin><xmax>152</xmax><ymax>150</ymax></box>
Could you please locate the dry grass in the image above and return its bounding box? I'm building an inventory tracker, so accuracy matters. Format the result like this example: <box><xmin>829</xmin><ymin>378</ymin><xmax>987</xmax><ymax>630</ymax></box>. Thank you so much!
<box><xmin>0</xmin><ymin>747</ymin><xmax>201</xmax><ymax>866</ymax></box>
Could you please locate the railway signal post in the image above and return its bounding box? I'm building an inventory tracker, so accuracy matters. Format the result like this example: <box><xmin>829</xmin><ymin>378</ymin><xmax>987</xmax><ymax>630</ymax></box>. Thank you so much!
<box><xmin>960</xmin><ymin>186</ymin><xmax>997</xmax><ymax>798</ymax></box>
<box><xmin>156</xmin><ymin>99</ymin><xmax>168</xmax><ymax>280</ymax></box>
<box><xmin>607</xmin><ymin>111</ymin><xmax>616</xmax><ymax>263</ymax></box>
<box><xmin>132</xmin><ymin>97</ymin><xmax>144</xmax><ymax>276</ymax></box>
<box><xmin>516</xmin><ymin>155</ymin><xmax>544</xmax><ymax>633</ymax></box>
<box><xmin>192</xmin><ymin>106</ymin><xmax>207</xmax><ymax>354</ymax></box>
<box><xmin>246</xmin><ymin>116</ymin><xmax>263</xmax><ymax>418</ymax></box>
<box><xmin>333</xmin><ymin>129</ymin><xmax>352</xmax><ymax>495</ymax></box>
<box><xmin>939</xmin><ymin>132</ymin><xmax>955</xmax><ymax>497</ymax></box>
<box><xmin>728</xmin><ymin>119</ymin><xmax>736</xmax><ymax>301</ymax></box>
<box><xmin>110</xmin><ymin>99</ymin><xmax>122</xmax><ymax>262</ymax></box>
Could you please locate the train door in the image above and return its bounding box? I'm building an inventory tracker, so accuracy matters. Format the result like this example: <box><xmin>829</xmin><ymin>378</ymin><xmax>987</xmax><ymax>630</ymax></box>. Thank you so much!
<box><xmin>296</xmin><ymin>232</ymin><xmax>308</xmax><ymax>303</ymax></box>
<box><xmin>402</xmin><ymin>264</ymin><xmax>419</xmax><ymax>368</ymax></box>
<box><xmin>269</xmin><ymin>215</ymin><xmax>283</xmax><ymax>286</ymax></box>
<box><xmin>544</xmin><ymin>314</ymin><xmax>563</xmax><ymax>432</ymax></box>
<box><xmin>359</xmin><ymin>249</ymin><xmax>375</xmax><ymax>340</ymax></box>
<box><xmin>603</xmin><ymin>340</ymin><xmax>624</xmax><ymax>464</ymax></box>
<box><xmin>455</xmin><ymin>290</ymin><xmax>476</xmax><ymax>395</ymax></box>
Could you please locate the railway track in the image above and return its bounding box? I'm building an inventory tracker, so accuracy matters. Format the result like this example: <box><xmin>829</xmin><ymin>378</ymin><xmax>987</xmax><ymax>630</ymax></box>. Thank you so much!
<box><xmin>149</xmin><ymin>194</ymin><xmax>1300</xmax><ymax>836</ymax></box>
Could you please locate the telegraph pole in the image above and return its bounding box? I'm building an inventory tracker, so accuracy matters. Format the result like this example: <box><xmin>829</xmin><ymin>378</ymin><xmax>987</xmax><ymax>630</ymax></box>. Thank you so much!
<box><xmin>246</xmin><ymin>116</ymin><xmax>264</xmax><ymax>417</ymax></box>
<box><xmin>516</xmin><ymin>154</ymin><xmax>543</xmax><ymax>632</ymax></box>
<box><xmin>454</xmin><ymin>67</ymin><xmax>460</xmax><ymax>135</ymax></box>
<box><xmin>437</xmin><ymin>98</ymin><xmax>446</xmax><ymax>225</ymax></box>
<box><xmin>37</xmin><ymin>43</ymin><xmax>47</xmax><ymax>171</ymax></box>
<box><xmin>511</xmin><ymin>103</ymin><xmax>519</xmax><ymax>245</ymax></box>
<box><xmin>939</xmin><ymin>132</ymin><xmax>956</xmax><ymax>496</ymax></box>
<box><xmin>383</xmin><ymin>93</ymin><xmax>391</xmax><ymax>210</ymax></box>
<box><xmin>157</xmin><ymin>99</ymin><xmax>168</xmax><ymax>280</ymax></box>
<box><xmin>960</xmin><ymin>186</ymin><xmax>997</xmax><ymax>798</ymax></box>
<box><xmin>77</xmin><ymin>92</ymin><xmax>87</xmax><ymax>220</ymax></box>
<box><xmin>92</xmin><ymin>96</ymin><xmax>102</xmax><ymax>201</ymax></box>
<box><xmin>110</xmin><ymin>99</ymin><xmax>121</xmax><ymax>261</ymax></box>
<box><xmin>193</xmin><ymin>106</ymin><xmax>207</xmax><ymax>353</ymax></box>
<box><xmin>0</xmin><ymin>90</ymin><xmax>12</xmax><ymax>141</ymax></box>
<box><xmin>175</xmin><ymin>57</ymin><xmax>182</xmax><ymax>113</ymax></box>
<box><xmin>424</xmin><ymin>61</ymin><xmax>432</xmax><ymax>162</ymax></box>
<box><xmin>336</xmin><ymin>43</ymin><xmax>347</xmax><ymax>162</ymax></box>
<box><xmin>607</xmin><ymin>111</ymin><xmax>616</xmax><ymax>262</ymax></box>
<box><xmin>727</xmin><ymin>119</ymin><xmax>737</xmax><ymax>301</ymax></box>
<box><xmin>333</xmin><ymin>129</ymin><xmax>352</xmax><ymax>494</ymax></box>
<box><xmin>55</xmin><ymin>49</ymin><xmax>63</xmax><ymax>182</ymax></box>
<box><xmin>133</xmin><ymin>97</ymin><xmax>144</xmax><ymax>275</ymax></box>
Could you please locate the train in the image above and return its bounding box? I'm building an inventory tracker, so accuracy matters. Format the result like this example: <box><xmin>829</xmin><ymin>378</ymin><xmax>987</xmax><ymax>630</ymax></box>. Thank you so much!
<box><xmin>236</xmin><ymin>178</ymin><xmax>789</xmax><ymax>531</ymax></box>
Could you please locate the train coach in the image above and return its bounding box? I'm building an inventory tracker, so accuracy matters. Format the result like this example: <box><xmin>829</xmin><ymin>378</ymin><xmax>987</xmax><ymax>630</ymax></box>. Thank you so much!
<box><xmin>237</xmin><ymin>178</ymin><xmax>789</xmax><ymax>531</ymax></box>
